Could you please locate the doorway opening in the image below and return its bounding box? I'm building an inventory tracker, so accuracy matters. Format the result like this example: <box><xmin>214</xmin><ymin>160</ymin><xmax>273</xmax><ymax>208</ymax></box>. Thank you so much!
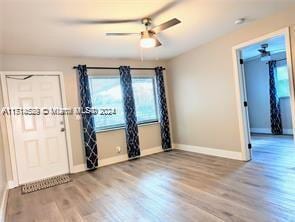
<box><xmin>233</xmin><ymin>28</ymin><xmax>295</xmax><ymax>161</ymax></box>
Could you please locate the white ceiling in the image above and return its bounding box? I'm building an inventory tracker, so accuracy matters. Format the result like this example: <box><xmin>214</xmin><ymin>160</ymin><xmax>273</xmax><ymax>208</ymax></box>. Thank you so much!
<box><xmin>241</xmin><ymin>35</ymin><xmax>286</xmax><ymax>60</ymax></box>
<box><xmin>1</xmin><ymin>0</ymin><xmax>295</xmax><ymax>60</ymax></box>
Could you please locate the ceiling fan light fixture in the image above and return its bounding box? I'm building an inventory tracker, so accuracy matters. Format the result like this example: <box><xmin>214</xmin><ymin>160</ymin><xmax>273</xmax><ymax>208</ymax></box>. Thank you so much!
<box><xmin>140</xmin><ymin>31</ymin><xmax>157</xmax><ymax>48</ymax></box>
<box><xmin>140</xmin><ymin>37</ymin><xmax>156</xmax><ymax>48</ymax></box>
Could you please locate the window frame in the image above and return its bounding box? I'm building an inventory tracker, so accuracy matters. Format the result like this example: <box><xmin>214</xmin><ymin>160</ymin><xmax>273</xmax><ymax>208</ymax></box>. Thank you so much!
<box><xmin>89</xmin><ymin>75</ymin><xmax>159</xmax><ymax>133</ymax></box>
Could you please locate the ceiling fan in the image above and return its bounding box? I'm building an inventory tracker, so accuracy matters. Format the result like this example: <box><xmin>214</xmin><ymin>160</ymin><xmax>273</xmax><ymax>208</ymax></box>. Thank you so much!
<box><xmin>62</xmin><ymin>1</ymin><xmax>181</xmax><ymax>48</ymax></box>
<box><xmin>258</xmin><ymin>43</ymin><xmax>271</xmax><ymax>61</ymax></box>
<box><xmin>105</xmin><ymin>17</ymin><xmax>181</xmax><ymax>48</ymax></box>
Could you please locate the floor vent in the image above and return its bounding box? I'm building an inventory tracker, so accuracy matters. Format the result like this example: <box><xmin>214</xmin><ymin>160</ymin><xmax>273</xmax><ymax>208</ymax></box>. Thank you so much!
<box><xmin>21</xmin><ymin>174</ymin><xmax>72</xmax><ymax>194</ymax></box>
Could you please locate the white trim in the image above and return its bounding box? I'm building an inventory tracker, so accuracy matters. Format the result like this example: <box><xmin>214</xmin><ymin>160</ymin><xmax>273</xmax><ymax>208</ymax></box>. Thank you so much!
<box><xmin>174</xmin><ymin>144</ymin><xmax>243</xmax><ymax>160</ymax></box>
<box><xmin>99</xmin><ymin>155</ymin><xmax>128</xmax><ymax>168</ymax></box>
<box><xmin>284</xmin><ymin>28</ymin><xmax>295</xmax><ymax>137</ymax></box>
<box><xmin>0</xmin><ymin>73</ymin><xmax>18</xmax><ymax>188</ymax></box>
<box><xmin>59</xmin><ymin>73</ymin><xmax>75</xmax><ymax>174</ymax></box>
<box><xmin>232</xmin><ymin>48</ymin><xmax>251</xmax><ymax>161</ymax></box>
<box><xmin>0</xmin><ymin>184</ymin><xmax>8</xmax><ymax>222</ymax></box>
<box><xmin>0</xmin><ymin>71</ymin><xmax>74</xmax><ymax>187</ymax></box>
<box><xmin>250</xmin><ymin>128</ymin><xmax>271</xmax><ymax>134</ymax></box>
<box><xmin>7</xmin><ymin>180</ymin><xmax>17</xmax><ymax>189</ymax></box>
<box><xmin>71</xmin><ymin>164</ymin><xmax>88</xmax><ymax>174</ymax></box>
<box><xmin>141</xmin><ymin>146</ymin><xmax>164</xmax><ymax>156</ymax></box>
<box><xmin>251</xmin><ymin>128</ymin><xmax>293</xmax><ymax>135</ymax></box>
<box><xmin>232</xmin><ymin>27</ymin><xmax>295</xmax><ymax>161</ymax></box>
<box><xmin>71</xmin><ymin>146</ymin><xmax>164</xmax><ymax>173</ymax></box>
<box><xmin>232</xmin><ymin>28</ymin><xmax>291</xmax><ymax>50</ymax></box>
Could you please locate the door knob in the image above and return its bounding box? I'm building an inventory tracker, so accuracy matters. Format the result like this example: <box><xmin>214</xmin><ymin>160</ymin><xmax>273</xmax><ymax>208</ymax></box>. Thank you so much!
<box><xmin>61</xmin><ymin>128</ymin><xmax>65</xmax><ymax>132</ymax></box>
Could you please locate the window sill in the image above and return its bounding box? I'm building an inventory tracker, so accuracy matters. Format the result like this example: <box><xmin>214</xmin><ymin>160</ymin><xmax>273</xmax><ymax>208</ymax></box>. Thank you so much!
<box><xmin>96</xmin><ymin>121</ymin><xmax>160</xmax><ymax>133</ymax></box>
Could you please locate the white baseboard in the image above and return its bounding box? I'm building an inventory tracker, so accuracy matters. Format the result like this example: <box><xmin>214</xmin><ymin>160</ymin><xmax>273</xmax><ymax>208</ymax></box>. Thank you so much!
<box><xmin>174</xmin><ymin>144</ymin><xmax>243</xmax><ymax>160</ymax></box>
<box><xmin>0</xmin><ymin>184</ymin><xmax>8</xmax><ymax>222</ymax></box>
<box><xmin>71</xmin><ymin>146</ymin><xmax>163</xmax><ymax>174</ymax></box>
<box><xmin>7</xmin><ymin>180</ymin><xmax>17</xmax><ymax>189</ymax></box>
<box><xmin>71</xmin><ymin>164</ymin><xmax>87</xmax><ymax>174</ymax></box>
<box><xmin>251</xmin><ymin>128</ymin><xmax>293</xmax><ymax>135</ymax></box>
<box><xmin>7</xmin><ymin>147</ymin><xmax>165</xmax><ymax>187</ymax></box>
<box><xmin>99</xmin><ymin>154</ymin><xmax>128</xmax><ymax>168</ymax></box>
<box><xmin>141</xmin><ymin>146</ymin><xmax>163</xmax><ymax>156</ymax></box>
<box><xmin>250</xmin><ymin>128</ymin><xmax>271</xmax><ymax>134</ymax></box>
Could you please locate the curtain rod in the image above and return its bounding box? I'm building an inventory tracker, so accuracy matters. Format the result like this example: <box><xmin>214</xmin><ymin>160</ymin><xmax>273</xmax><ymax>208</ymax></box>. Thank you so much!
<box><xmin>73</xmin><ymin>66</ymin><xmax>165</xmax><ymax>70</ymax></box>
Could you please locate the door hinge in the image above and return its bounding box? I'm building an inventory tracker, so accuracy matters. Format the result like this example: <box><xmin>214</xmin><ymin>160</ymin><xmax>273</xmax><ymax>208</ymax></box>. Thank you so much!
<box><xmin>243</xmin><ymin>101</ymin><xmax>248</xmax><ymax>107</ymax></box>
<box><xmin>248</xmin><ymin>143</ymin><xmax>252</xmax><ymax>149</ymax></box>
<box><xmin>240</xmin><ymin>59</ymin><xmax>244</xmax><ymax>65</ymax></box>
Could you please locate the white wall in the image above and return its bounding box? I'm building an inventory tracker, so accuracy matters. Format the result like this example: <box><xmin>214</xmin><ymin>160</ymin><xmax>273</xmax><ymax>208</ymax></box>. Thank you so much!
<box><xmin>167</xmin><ymin>6</ymin><xmax>295</xmax><ymax>152</ymax></box>
<box><xmin>244</xmin><ymin>52</ymin><xmax>293</xmax><ymax>134</ymax></box>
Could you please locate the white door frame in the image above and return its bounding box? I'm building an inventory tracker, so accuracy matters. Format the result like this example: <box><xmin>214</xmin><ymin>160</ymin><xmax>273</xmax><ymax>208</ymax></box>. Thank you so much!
<box><xmin>0</xmin><ymin>71</ymin><xmax>74</xmax><ymax>187</ymax></box>
<box><xmin>232</xmin><ymin>27</ymin><xmax>295</xmax><ymax>161</ymax></box>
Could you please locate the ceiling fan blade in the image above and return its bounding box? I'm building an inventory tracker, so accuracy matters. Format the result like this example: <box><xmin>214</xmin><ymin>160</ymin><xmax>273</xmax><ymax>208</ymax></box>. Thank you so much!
<box><xmin>155</xmin><ymin>38</ymin><xmax>162</xmax><ymax>47</ymax></box>
<box><xmin>146</xmin><ymin>0</ymin><xmax>180</xmax><ymax>19</ymax></box>
<box><xmin>62</xmin><ymin>18</ymin><xmax>140</xmax><ymax>25</ymax></box>
<box><xmin>106</xmin><ymin>33</ymin><xmax>140</xmax><ymax>36</ymax></box>
<box><xmin>151</xmin><ymin>18</ymin><xmax>181</xmax><ymax>34</ymax></box>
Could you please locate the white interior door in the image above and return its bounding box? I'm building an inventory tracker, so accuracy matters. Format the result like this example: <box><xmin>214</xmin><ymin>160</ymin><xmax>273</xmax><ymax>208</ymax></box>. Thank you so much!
<box><xmin>7</xmin><ymin>75</ymin><xmax>69</xmax><ymax>184</ymax></box>
<box><xmin>239</xmin><ymin>55</ymin><xmax>253</xmax><ymax>160</ymax></box>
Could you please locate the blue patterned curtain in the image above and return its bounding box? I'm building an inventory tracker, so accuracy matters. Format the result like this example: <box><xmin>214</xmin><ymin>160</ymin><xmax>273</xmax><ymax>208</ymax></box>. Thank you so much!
<box><xmin>119</xmin><ymin>66</ymin><xmax>141</xmax><ymax>159</ymax></box>
<box><xmin>268</xmin><ymin>61</ymin><xmax>283</xmax><ymax>135</ymax></box>
<box><xmin>77</xmin><ymin>65</ymin><xmax>98</xmax><ymax>169</ymax></box>
<box><xmin>155</xmin><ymin>67</ymin><xmax>172</xmax><ymax>151</ymax></box>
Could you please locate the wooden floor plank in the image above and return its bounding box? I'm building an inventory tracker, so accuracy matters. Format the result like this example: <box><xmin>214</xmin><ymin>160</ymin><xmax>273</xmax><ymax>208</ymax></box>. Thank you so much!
<box><xmin>6</xmin><ymin>134</ymin><xmax>295</xmax><ymax>221</ymax></box>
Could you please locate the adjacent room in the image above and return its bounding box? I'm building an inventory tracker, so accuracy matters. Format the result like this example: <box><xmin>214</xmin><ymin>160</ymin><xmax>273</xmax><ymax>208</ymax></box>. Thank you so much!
<box><xmin>240</xmin><ymin>34</ymin><xmax>295</xmax><ymax>162</ymax></box>
<box><xmin>1</xmin><ymin>1</ymin><xmax>295</xmax><ymax>221</ymax></box>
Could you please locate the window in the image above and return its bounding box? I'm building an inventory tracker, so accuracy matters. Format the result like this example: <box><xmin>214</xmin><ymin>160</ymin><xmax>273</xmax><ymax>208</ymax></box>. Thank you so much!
<box><xmin>276</xmin><ymin>65</ymin><xmax>290</xmax><ymax>98</ymax></box>
<box><xmin>89</xmin><ymin>76</ymin><xmax>158</xmax><ymax>131</ymax></box>
<box><xmin>132</xmin><ymin>78</ymin><xmax>158</xmax><ymax>123</ymax></box>
<box><xmin>89</xmin><ymin>77</ymin><xmax>125</xmax><ymax>130</ymax></box>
